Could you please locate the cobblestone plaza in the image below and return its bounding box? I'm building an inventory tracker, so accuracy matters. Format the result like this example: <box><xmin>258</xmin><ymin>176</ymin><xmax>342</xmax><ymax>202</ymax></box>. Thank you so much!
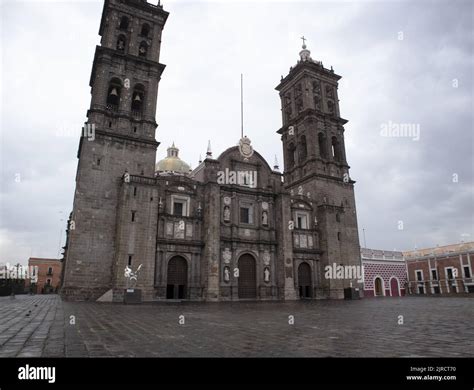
<box><xmin>0</xmin><ymin>295</ymin><xmax>472</xmax><ymax>358</ymax></box>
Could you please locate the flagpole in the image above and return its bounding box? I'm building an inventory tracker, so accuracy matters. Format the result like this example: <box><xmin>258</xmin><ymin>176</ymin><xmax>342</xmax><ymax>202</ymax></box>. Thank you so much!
<box><xmin>240</xmin><ymin>73</ymin><xmax>244</xmax><ymax>139</ymax></box>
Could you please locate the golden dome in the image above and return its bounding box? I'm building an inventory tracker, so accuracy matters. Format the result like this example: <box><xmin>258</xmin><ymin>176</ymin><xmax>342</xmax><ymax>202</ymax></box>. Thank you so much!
<box><xmin>155</xmin><ymin>143</ymin><xmax>191</xmax><ymax>174</ymax></box>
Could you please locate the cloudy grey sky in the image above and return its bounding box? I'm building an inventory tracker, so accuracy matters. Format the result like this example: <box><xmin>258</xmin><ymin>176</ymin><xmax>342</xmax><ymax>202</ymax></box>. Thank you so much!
<box><xmin>1</xmin><ymin>0</ymin><xmax>473</xmax><ymax>265</ymax></box>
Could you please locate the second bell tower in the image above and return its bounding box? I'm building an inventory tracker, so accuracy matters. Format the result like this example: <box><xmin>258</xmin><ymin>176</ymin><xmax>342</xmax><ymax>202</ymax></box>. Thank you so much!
<box><xmin>276</xmin><ymin>40</ymin><xmax>362</xmax><ymax>298</ymax></box>
<box><xmin>61</xmin><ymin>0</ymin><xmax>169</xmax><ymax>300</ymax></box>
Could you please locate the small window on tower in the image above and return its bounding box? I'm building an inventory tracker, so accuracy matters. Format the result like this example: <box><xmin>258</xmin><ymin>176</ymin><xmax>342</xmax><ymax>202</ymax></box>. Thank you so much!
<box><xmin>128</xmin><ymin>255</ymin><xmax>132</xmax><ymax>266</ymax></box>
<box><xmin>140</xmin><ymin>23</ymin><xmax>150</xmax><ymax>37</ymax></box>
<box><xmin>119</xmin><ymin>16</ymin><xmax>129</xmax><ymax>30</ymax></box>
<box><xmin>139</xmin><ymin>41</ymin><xmax>148</xmax><ymax>58</ymax></box>
<box><xmin>131</xmin><ymin>86</ymin><xmax>145</xmax><ymax>114</ymax></box>
<box><xmin>318</xmin><ymin>133</ymin><xmax>328</xmax><ymax>159</ymax></box>
<box><xmin>131</xmin><ymin>211</ymin><xmax>136</xmax><ymax>222</ymax></box>
<box><xmin>106</xmin><ymin>78</ymin><xmax>122</xmax><ymax>111</ymax></box>
<box><xmin>331</xmin><ymin>136</ymin><xmax>341</xmax><ymax>162</ymax></box>
<box><xmin>116</xmin><ymin>35</ymin><xmax>126</xmax><ymax>51</ymax></box>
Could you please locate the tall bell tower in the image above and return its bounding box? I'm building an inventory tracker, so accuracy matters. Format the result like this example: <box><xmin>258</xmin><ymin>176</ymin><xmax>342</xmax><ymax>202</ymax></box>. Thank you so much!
<box><xmin>61</xmin><ymin>0</ymin><xmax>169</xmax><ymax>300</ymax></box>
<box><xmin>276</xmin><ymin>39</ymin><xmax>362</xmax><ymax>298</ymax></box>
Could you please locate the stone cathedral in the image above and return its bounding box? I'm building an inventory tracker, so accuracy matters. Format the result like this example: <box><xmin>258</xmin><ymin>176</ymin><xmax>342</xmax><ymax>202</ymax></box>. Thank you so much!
<box><xmin>61</xmin><ymin>0</ymin><xmax>362</xmax><ymax>302</ymax></box>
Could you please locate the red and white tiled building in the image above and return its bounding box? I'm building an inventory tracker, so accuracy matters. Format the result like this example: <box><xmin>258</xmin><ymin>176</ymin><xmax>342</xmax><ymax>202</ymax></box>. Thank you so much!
<box><xmin>361</xmin><ymin>248</ymin><xmax>407</xmax><ymax>297</ymax></box>
<box><xmin>404</xmin><ymin>242</ymin><xmax>474</xmax><ymax>295</ymax></box>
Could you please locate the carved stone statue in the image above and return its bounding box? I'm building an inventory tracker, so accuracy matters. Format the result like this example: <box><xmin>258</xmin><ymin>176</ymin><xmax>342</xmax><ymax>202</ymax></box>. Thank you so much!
<box><xmin>124</xmin><ymin>264</ymin><xmax>142</xmax><ymax>289</ymax></box>
<box><xmin>262</xmin><ymin>210</ymin><xmax>268</xmax><ymax>226</ymax></box>
<box><xmin>224</xmin><ymin>266</ymin><xmax>230</xmax><ymax>283</ymax></box>
<box><xmin>223</xmin><ymin>205</ymin><xmax>231</xmax><ymax>222</ymax></box>
<box><xmin>264</xmin><ymin>267</ymin><xmax>270</xmax><ymax>283</ymax></box>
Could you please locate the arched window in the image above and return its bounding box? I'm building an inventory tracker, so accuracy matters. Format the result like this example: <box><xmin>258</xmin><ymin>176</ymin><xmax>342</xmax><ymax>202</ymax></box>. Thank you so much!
<box><xmin>287</xmin><ymin>142</ymin><xmax>296</xmax><ymax>168</ymax></box>
<box><xmin>138</xmin><ymin>41</ymin><xmax>148</xmax><ymax>58</ymax></box>
<box><xmin>106</xmin><ymin>78</ymin><xmax>122</xmax><ymax>111</ymax></box>
<box><xmin>318</xmin><ymin>133</ymin><xmax>328</xmax><ymax>159</ymax></box>
<box><xmin>119</xmin><ymin>16</ymin><xmax>129</xmax><ymax>30</ymax></box>
<box><xmin>131</xmin><ymin>84</ymin><xmax>145</xmax><ymax>116</ymax></box>
<box><xmin>298</xmin><ymin>135</ymin><xmax>307</xmax><ymax>163</ymax></box>
<box><xmin>331</xmin><ymin>136</ymin><xmax>341</xmax><ymax>161</ymax></box>
<box><xmin>116</xmin><ymin>35</ymin><xmax>126</xmax><ymax>51</ymax></box>
<box><xmin>140</xmin><ymin>23</ymin><xmax>150</xmax><ymax>37</ymax></box>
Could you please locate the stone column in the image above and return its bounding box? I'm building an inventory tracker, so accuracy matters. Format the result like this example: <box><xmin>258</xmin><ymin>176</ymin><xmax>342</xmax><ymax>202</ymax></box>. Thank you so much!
<box><xmin>276</xmin><ymin>192</ymin><xmax>297</xmax><ymax>300</ymax></box>
<box><xmin>202</xmin><ymin>159</ymin><xmax>221</xmax><ymax>301</ymax></box>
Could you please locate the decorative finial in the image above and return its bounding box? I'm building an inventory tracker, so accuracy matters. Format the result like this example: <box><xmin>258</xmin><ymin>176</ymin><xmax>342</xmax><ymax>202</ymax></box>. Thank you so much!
<box><xmin>273</xmin><ymin>155</ymin><xmax>280</xmax><ymax>171</ymax></box>
<box><xmin>198</xmin><ymin>154</ymin><xmax>202</xmax><ymax>164</ymax></box>
<box><xmin>301</xmin><ymin>36</ymin><xmax>307</xmax><ymax>49</ymax></box>
<box><xmin>206</xmin><ymin>140</ymin><xmax>212</xmax><ymax>158</ymax></box>
<box><xmin>299</xmin><ymin>36</ymin><xmax>312</xmax><ymax>62</ymax></box>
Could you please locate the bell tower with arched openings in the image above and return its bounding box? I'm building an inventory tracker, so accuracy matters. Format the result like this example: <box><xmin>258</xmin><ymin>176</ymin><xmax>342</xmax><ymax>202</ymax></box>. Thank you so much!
<box><xmin>61</xmin><ymin>0</ymin><xmax>169</xmax><ymax>300</ymax></box>
<box><xmin>276</xmin><ymin>38</ymin><xmax>362</xmax><ymax>298</ymax></box>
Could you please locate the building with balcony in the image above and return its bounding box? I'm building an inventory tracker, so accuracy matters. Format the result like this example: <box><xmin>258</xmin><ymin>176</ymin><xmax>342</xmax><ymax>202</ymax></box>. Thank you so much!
<box><xmin>404</xmin><ymin>242</ymin><xmax>474</xmax><ymax>295</ymax></box>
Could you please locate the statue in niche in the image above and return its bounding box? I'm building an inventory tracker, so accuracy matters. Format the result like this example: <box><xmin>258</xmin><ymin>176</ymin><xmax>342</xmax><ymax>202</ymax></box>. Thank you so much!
<box><xmin>224</xmin><ymin>266</ymin><xmax>230</xmax><ymax>283</ymax></box>
<box><xmin>223</xmin><ymin>205</ymin><xmax>231</xmax><ymax>222</ymax></box>
<box><xmin>262</xmin><ymin>210</ymin><xmax>268</xmax><ymax>226</ymax></box>
<box><xmin>264</xmin><ymin>267</ymin><xmax>270</xmax><ymax>283</ymax></box>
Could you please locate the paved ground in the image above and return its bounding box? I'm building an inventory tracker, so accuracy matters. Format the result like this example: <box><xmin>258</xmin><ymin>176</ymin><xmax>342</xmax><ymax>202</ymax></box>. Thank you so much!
<box><xmin>0</xmin><ymin>295</ymin><xmax>472</xmax><ymax>357</ymax></box>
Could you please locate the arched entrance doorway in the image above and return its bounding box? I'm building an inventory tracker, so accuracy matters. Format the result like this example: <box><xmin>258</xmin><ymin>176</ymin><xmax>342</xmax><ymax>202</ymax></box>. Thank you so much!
<box><xmin>238</xmin><ymin>254</ymin><xmax>257</xmax><ymax>299</ymax></box>
<box><xmin>390</xmin><ymin>277</ymin><xmax>400</xmax><ymax>297</ymax></box>
<box><xmin>298</xmin><ymin>262</ymin><xmax>312</xmax><ymax>298</ymax></box>
<box><xmin>166</xmin><ymin>256</ymin><xmax>188</xmax><ymax>299</ymax></box>
<box><xmin>374</xmin><ymin>277</ymin><xmax>384</xmax><ymax>296</ymax></box>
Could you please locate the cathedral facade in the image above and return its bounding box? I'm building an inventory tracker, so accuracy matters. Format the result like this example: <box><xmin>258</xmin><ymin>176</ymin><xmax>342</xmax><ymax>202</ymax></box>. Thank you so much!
<box><xmin>61</xmin><ymin>0</ymin><xmax>362</xmax><ymax>302</ymax></box>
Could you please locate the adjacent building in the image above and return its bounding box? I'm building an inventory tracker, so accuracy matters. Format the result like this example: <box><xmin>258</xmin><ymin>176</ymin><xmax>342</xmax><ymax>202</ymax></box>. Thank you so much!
<box><xmin>25</xmin><ymin>258</ymin><xmax>62</xmax><ymax>294</ymax></box>
<box><xmin>404</xmin><ymin>242</ymin><xmax>474</xmax><ymax>295</ymax></box>
<box><xmin>361</xmin><ymin>248</ymin><xmax>407</xmax><ymax>297</ymax></box>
